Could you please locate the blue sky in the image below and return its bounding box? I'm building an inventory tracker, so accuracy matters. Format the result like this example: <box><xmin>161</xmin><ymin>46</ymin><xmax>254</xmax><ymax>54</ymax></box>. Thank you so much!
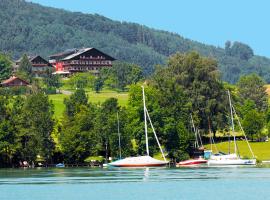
<box><xmin>29</xmin><ymin>0</ymin><xmax>270</xmax><ymax>57</ymax></box>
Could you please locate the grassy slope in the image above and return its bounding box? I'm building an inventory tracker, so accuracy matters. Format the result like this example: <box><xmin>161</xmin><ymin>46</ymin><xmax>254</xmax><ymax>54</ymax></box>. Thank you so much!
<box><xmin>49</xmin><ymin>89</ymin><xmax>128</xmax><ymax>118</ymax></box>
<box><xmin>49</xmin><ymin>94</ymin><xmax>66</xmax><ymax>119</ymax></box>
<box><xmin>205</xmin><ymin>141</ymin><xmax>270</xmax><ymax>161</ymax></box>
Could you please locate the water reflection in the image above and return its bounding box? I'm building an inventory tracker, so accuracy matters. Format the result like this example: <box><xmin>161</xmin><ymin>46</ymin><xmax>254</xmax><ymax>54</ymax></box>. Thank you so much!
<box><xmin>2</xmin><ymin>167</ymin><xmax>270</xmax><ymax>200</ymax></box>
<box><xmin>143</xmin><ymin>168</ymin><xmax>149</xmax><ymax>181</ymax></box>
<box><xmin>0</xmin><ymin>166</ymin><xmax>270</xmax><ymax>185</ymax></box>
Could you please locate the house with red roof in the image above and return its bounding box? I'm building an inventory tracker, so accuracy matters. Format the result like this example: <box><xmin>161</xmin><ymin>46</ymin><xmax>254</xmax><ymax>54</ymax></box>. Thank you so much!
<box><xmin>1</xmin><ymin>76</ymin><xmax>29</xmax><ymax>87</ymax></box>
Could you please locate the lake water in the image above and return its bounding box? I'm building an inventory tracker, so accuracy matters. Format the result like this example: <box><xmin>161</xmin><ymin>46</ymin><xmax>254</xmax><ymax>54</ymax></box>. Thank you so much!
<box><xmin>1</xmin><ymin>166</ymin><xmax>270</xmax><ymax>200</ymax></box>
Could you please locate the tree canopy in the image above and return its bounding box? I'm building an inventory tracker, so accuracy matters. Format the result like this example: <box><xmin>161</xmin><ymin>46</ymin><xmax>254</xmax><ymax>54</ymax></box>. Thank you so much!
<box><xmin>237</xmin><ymin>73</ymin><xmax>268</xmax><ymax>111</ymax></box>
<box><xmin>152</xmin><ymin>52</ymin><xmax>228</xmax><ymax>135</ymax></box>
<box><xmin>0</xmin><ymin>53</ymin><xmax>12</xmax><ymax>81</ymax></box>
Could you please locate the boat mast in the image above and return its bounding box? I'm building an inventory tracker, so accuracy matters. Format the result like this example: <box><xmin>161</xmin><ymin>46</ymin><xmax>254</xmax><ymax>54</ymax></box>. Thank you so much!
<box><xmin>197</xmin><ymin>129</ymin><xmax>204</xmax><ymax>148</ymax></box>
<box><xmin>117</xmin><ymin>112</ymin><xmax>122</xmax><ymax>159</ymax></box>
<box><xmin>232</xmin><ymin>105</ymin><xmax>255</xmax><ymax>159</ymax></box>
<box><xmin>142</xmin><ymin>86</ymin><xmax>149</xmax><ymax>156</ymax></box>
<box><xmin>145</xmin><ymin>108</ymin><xmax>167</xmax><ymax>162</ymax></box>
<box><xmin>208</xmin><ymin>117</ymin><xmax>218</xmax><ymax>153</ymax></box>
<box><xmin>228</xmin><ymin>90</ymin><xmax>237</xmax><ymax>155</ymax></box>
<box><xmin>191</xmin><ymin>114</ymin><xmax>199</xmax><ymax>148</ymax></box>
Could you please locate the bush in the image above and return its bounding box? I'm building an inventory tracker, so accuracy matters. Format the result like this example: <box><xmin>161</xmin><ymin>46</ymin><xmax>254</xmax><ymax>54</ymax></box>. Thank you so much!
<box><xmin>44</xmin><ymin>87</ymin><xmax>57</xmax><ymax>94</ymax></box>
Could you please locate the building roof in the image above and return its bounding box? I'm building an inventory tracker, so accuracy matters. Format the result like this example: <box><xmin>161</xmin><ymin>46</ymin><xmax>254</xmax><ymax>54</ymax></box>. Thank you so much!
<box><xmin>62</xmin><ymin>48</ymin><xmax>93</xmax><ymax>61</ymax></box>
<box><xmin>50</xmin><ymin>48</ymin><xmax>116</xmax><ymax>61</ymax></box>
<box><xmin>16</xmin><ymin>55</ymin><xmax>52</xmax><ymax>67</ymax></box>
<box><xmin>49</xmin><ymin>49</ymin><xmax>78</xmax><ymax>59</ymax></box>
<box><xmin>1</xmin><ymin>76</ymin><xmax>29</xmax><ymax>85</ymax></box>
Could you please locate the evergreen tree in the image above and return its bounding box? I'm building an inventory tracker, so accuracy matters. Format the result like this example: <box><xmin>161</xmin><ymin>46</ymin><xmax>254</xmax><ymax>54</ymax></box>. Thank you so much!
<box><xmin>93</xmin><ymin>77</ymin><xmax>104</xmax><ymax>93</ymax></box>
<box><xmin>44</xmin><ymin>69</ymin><xmax>61</xmax><ymax>89</ymax></box>
<box><xmin>64</xmin><ymin>89</ymin><xmax>88</xmax><ymax>117</ymax></box>
<box><xmin>0</xmin><ymin>53</ymin><xmax>12</xmax><ymax>81</ymax></box>
<box><xmin>17</xmin><ymin>54</ymin><xmax>33</xmax><ymax>81</ymax></box>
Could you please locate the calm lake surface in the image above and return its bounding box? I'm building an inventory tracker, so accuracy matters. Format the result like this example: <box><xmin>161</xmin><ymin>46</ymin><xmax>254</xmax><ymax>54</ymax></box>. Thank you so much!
<box><xmin>1</xmin><ymin>166</ymin><xmax>270</xmax><ymax>200</ymax></box>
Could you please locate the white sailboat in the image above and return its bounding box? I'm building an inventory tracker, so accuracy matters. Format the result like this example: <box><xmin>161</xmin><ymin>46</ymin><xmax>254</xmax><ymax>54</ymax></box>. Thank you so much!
<box><xmin>109</xmin><ymin>86</ymin><xmax>168</xmax><ymax>167</ymax></box>
<box><xmin>208</xmin><ymin>91</ymin><xmax>256</xmax><ymax>166</ymax></box>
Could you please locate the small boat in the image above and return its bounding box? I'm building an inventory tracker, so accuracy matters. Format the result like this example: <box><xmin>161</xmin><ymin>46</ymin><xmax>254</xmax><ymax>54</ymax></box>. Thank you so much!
<box><xmin>55</xmin><ymin>163</ymin><xmax>65</xmax><ymax>168</ymax></box>
<box><xmin>102</xmin><ymin>163</ymin><xmax>108</xmax><ymax>168</ymax></box>
<box><xmin>207</xmin><ymin>153</ymin><xmax>256</xmax><ymax>166</ymax></box>
<box><xmin>177</xmin><ymin>115</ymin><xmax>206</xmax><ymax>167</ymax></box>
<box><xmin>208</xmin><ymin>91</ymin><xmax>256</xmax><ymax>166</ymax></box>
<box><xmin>109</xmin><ymin>86</ymin><xmax>168</xmax><ymax>167</ymax></box>
<box><xmin>177</xmin><ymin>157</ymin><xmax>207</xmax><ymax>167</ymax></box>
<box><xmin>109</xmin><ymin>156</ymin><xmax>168</xmax><ymax>167</ymax></box>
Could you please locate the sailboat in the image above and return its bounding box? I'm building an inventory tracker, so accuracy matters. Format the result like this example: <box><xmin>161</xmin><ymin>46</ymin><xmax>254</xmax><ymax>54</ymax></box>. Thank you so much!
<box><xmin>108</xmin><ymin>86</ymin><xmax>168</xmax><ymax>167</ymax></box>
<box><xmin>177</xmin><ymin>114</ymin><xmax>207</xmax><ymax>167</ymax></box>
<box><xmin>207</xmin><ymin>91</ymin><xmax>256</xmax><ymax>166</ymax></box>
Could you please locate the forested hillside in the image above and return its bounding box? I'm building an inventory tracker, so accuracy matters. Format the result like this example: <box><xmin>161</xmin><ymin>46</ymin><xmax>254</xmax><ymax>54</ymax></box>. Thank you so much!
<box><xmin>1</xmin><ymin>0</ymin><xmax>270</xmax><ymax>83</ymax></box>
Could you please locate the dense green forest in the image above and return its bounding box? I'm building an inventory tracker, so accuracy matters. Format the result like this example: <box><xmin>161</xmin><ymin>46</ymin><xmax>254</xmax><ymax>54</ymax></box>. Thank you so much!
<box><xmin>1</xmin><ymin>0</ymin><xmax>270</xmax><ymax>83</ymax></box>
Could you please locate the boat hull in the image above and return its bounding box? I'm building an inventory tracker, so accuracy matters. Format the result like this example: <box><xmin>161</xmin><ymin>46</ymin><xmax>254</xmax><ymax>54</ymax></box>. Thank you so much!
<box><xmin>208</xmin><ymin>159</ymin><xmax>256</xmax><ymax>166</ymax></box>
<box><xmin>177</xmin><ymin>159</ymin><xmax>207</xmax><ymax>167</ymax></box>
<box><xmin>110</xmin><ymin>163</ymin><xmax>167</xmax><ymax>167</ymax></box>
<box><xmin>108</xmin><ymin>156</ymin><xmax>168</xmax><ymax>167</ymax></box>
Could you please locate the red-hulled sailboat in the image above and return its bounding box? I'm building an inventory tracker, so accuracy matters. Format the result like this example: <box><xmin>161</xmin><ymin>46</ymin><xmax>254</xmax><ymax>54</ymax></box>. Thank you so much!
<box><xmin>176</xmin><ymin>114</ymin><xmax>207</xmax><ymax>167</ymax></box>
<box><xmin>176</xmin><ymin>157</ymin><xmax>207</xmax><ymax>167</ymax></box>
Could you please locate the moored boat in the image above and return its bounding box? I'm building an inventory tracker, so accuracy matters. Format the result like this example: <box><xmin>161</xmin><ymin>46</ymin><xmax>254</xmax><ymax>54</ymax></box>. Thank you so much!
<box><xmin>176</xmin><ymin>157</ymin><xmax>207</xmax><ymax>167</ymax></box>
<box><xmin>208</xmin><ymin>91</ymin><xmax>256</xmax><ymax>166</ymax></box>
<box><xmin>109</xmin><ymin>156</ymin><xmax>168</xmax><ymax>167</ymax></box>
<box><xmin>176</xmin><ymin>115</ymin><xmax>207</xmax><ymax>167</ymax></box>
<box><xmin>207</xmin><ymin>158</ymin><xmax>256</xmax><ymax>166</ymax></box>
<box><xmin>55</xmin><ymin>163</ymin><xmax>65</xmax><ymax>168</ymax></box>
<box><xmin>109</xmin><ymin>86</ymin><xmax>168</xmax><ymax>167</ymax></box>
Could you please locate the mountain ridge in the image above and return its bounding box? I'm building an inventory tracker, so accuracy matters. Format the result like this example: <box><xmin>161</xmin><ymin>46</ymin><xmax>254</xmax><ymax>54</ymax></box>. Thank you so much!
<box><xmin>1</xmin><ymin>0</ymin><xmax>270</xmax><ymax>83</ymax></box>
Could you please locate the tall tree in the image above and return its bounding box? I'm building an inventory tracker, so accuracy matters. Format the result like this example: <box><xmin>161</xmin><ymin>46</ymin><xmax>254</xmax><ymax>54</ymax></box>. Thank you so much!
<box><xmin>43</xmin><ymin>69</ymin><xmax>61</xmax><ymax>89</ymax></box>
<box><xmin>17</xmin><ymin>54</ymin><xmax>33</xmax><ymax>81</ymax></box>
<box><xmin>0</xmin><ymin>95</ymin><xmax>20</xmax><ymax>167</ymax></box>
<box><xmin>100</xmin><ymin>62</ymin><xmax>143</xmax><ymax>91</ymax></box>
<box><xmin>93</xmin><ymin>77</ymin><xmax>104</xmax><ymax>93</ymax></box>
<box><xmin>153</xmin><ymin>52</ymin><xmax>228</xmax><ymax>135</ymax></box>
<box><xmin>230</xmin><ymin>42</ymin><xmax>254</xmax><ymax>60</ymax></box>
<box><xmin>0</xmin><ymin>53</ymin><xmax>12</xmax><ymax>81</ymax></box>
<box><xmin>64</xmin><ymin>89</ymin><xmax>88</xmax><ymax>117</ymax></box>
<box><xmin>237</xmin><ymin>74</ymin><xmax>268</xmax><ymax>112</ymax></box>
<box><xmin>96</xmin><ymin>98</ymin><xmax>119</xmax><ymax>161</ymax></box>
<box><xmin>66</xmin><ymin>72</ymin><xmax>95</xmax><ymax>90</ymax></box>
<box><xmin>242</xmin><ymin>109</ymin><xmax>265</xmax><ymax>141</ymax></box>
<box><xmin>59</xmin><ymin>104</ymin><xmax>99</xmax><ymax>163</ymax></box>
<box><xmin>15</xmin><ymin>93</ymin><xmax>55</xmax><ymax>163</ymax></box>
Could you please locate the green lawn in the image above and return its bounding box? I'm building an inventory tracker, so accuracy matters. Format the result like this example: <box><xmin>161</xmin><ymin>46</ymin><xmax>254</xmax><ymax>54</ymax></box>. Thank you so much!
<box><xmin>49</xmin><ymin>94</ymin><xmax>66</xmax><ymax>119</ymax></box>
<box><xmin>205</xmin><ymin>140</ymin><xmax>270</xmax><ymax>161</ymax></box>
<box><xmin>87</xmin><ymin>90</ymin><xmax>128</xmax><ymax>106</ymax></box>
<box><xmin>49</xmin><ymin>89</ymin><xmax>128</xmax><ymax>119</ymax></box>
